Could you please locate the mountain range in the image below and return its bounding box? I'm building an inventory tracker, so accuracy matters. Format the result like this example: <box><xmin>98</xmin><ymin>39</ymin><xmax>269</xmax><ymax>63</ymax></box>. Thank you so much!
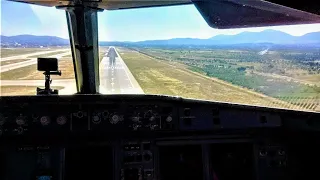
<box><xmin>1</xmin><ymin>35</ymin><xmax>69</xmax><ymax>46</ymax></box>
<box><xmin>135</xmin><ymin>30</ymin><xmax>320</xmax><ymax>45</ymax></box>
<box><xmin>1</xmin><ymin>30</ymin><xmax>320</xmax><ymax>47</ymax></box>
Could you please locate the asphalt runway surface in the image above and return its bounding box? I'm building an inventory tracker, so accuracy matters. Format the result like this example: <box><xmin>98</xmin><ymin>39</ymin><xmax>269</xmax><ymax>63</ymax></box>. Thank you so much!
<box><xmin>99</xmin><ymin>47</ymin><xmax>143</xmax><ymax>94</ymax></box>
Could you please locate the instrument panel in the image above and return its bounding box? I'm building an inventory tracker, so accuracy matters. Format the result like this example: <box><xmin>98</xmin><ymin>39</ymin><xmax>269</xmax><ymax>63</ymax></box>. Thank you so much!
<box><xmin>0</xmin><ymin>95</ymin><xmax>320</xmax><ymax>180</ymax></box>
<box><xmin>0</xmin><ymin>95</ymin><xmax>318</xmax><ymax>140</ymax></box>
<box><xmin>0</xmin><ymin>95</ymin><xmax>178</xmax><ymax>138</ymax></box>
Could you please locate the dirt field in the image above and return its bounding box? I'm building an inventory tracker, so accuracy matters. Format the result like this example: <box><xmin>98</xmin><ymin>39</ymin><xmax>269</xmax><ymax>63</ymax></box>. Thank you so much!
<box><xmin>119</xmin><ymin>48</ymin><xmax>301</xmax><ymax>109</ymax></box>
<box><xmin>0</xmin><ymin>58</ymin><xmax>75</xmax><ymax>80</ymax></box>
<box><xmin>0</xmin><ymin>59</ymin><xmax>30</xmax><ymax>66</ymax></box>
<box><xmin>1</xmin><ymin>48</ymin><xmax>68</xmax><ymax>58</ymax></box>
<box><xmin>0</xmin><ymin>86</ymin><xmax>64</xmax><ymax>96</ymax></box>
<box><xmin>37</xmin><ymin>47</ymin><xmax>109</xmax><ymax>61</ymax></box>
<box><xmin>100</xmin><ymin>46</ymin><xmax>110</xmax><ymax>62</ymax></box>
<box><xmin>27</xmin><ymin>51</ymin><xmax>69</xmax><ymax>58</ymax></box>
<box><xmin>298</xmin><ymin>74</ymin><xmax>320</xmax><ymax>85</ymax></box>
<box><xmin>1</xmin><ymin>48</ymin><xmax>49</xmax><ymax>58</ymax></box>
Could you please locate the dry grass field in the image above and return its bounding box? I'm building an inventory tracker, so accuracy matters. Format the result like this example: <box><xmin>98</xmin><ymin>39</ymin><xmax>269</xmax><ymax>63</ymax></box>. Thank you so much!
<box><xmin>1</xmin><ymin>47</ymin><xmax>68</xmax><ymax>58</ymax></box>
<box><xmin>0</xmin><ymin>58</ymin><xmax>75</xmax><ymax>80</ymax></box>
<box><xmin>118</xmin><ymin>48</ymin><xmax>296</xmax><ymax>109</ymax></box>
<box><xmin>0</xmin><ymin>86</ymin><xmax>64</xmax><ymax>96</ymax></box>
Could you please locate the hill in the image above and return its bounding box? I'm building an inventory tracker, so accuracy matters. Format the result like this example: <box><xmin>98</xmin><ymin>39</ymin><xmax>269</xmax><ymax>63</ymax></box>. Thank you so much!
<box><xmin>1</xmin><ymin>35</ymin><xmax>69</xmax><ymax>47</ymax></box>
<box><xmin>1</xmin><ymin>30</ymin><xmax>320</xmax><ymax>47</ymax></box>
<box><xmin>137</xmin><ymin>30</ymin><xmax>320</xmax><ymax>45</ymax></box>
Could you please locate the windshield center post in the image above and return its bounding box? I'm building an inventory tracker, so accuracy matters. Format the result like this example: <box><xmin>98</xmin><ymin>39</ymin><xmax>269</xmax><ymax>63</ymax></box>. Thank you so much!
<box><xmin>58</xmin><ymin>4</ymin><xmax>102</xmax><ymax>94</ymax></box>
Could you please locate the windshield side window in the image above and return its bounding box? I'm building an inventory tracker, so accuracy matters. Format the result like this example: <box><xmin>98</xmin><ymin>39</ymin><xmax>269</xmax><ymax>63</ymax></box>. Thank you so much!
<box><xmin>0</xmin><ymin>1</ymin><xmax>75</xmax><ymax>96</ymax></box>
<box><xmin>98</xmin><ymin>5</ymin><xmax>320</xmax><ymax>112</ymax></box>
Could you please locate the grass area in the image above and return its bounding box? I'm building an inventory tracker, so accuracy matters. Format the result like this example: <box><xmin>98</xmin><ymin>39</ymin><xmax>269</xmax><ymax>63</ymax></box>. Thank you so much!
<box><xmin>0</xmin><ymin>58</ymin><xmax>75</xmax><ymax>80</ymax></box>
<box><xmin>0</xmin><ymin>86</ymin><xmax>64</xmax><ymax>96</ymax></box>
<box><xmin>120</xmin><ymin>48</ymin><xmax>290</xmax><ymax>109</ymax></box>
<box><xmin>99</xmin><ymin>46</ymin><xmax>109</xmax><ymax>62</ymax></box>
<box><xmin>298</xmin><ymin>74</ymin><xmax>320</xmax><ymax>85</ymax></box>
<box><xmin>275</xmin><ymin>85</ymin><xmax>320</xmax><ymax>111</ymax></box>
<box><xmin>139</xmin><ymin>47</ymin><xmax>320</xmax><ymax>84</ymax></box>
<box><xmin>0</xmin><ymin>46</ymin><xmax>107</xmax><ymax>80</ymax></box>
<box><xmin>62</xmin><ymin>54</ymin><xmax>71</xmax><ymax>58</ymax></box>
<box><xmin>0</xmin><ymin>59</ymin><xmax>30</xmax><ymax>66</ymax></box>
<box><xmin>99</xmin><ymin>52</ymin><xmax>105</xmax><ymax>62</ymax></box>
<box><xmin>52</xmin><ymin>46</ymin><xmax>108</xmax><ymax>61</ymax></box>
<box><xmin>1</xmin><ymin>47</ymin><xmax>69</xmax><ymax>58</ymax></box>
<box><xmin>0</xmin><ymin>64</ymin><xmax>36</xmax><ymax>80</ymax></box>
<box><xmin>135</xmin><ymin>47</ymin><xmax>319</xmax><ymax>111</ymax></box>
<box><xmin>27</xmin><ymin>50</ymin><xmax>69</xmax><ymax>58</ymax></box>
<box><xmin>1</xmin><ymin>48</ymin><xmax>50</xmax><ymax>58</ymax></box>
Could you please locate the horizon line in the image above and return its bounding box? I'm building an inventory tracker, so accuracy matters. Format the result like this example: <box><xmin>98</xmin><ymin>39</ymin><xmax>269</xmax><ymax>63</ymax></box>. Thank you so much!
<box><xmin>1</xmin><ymin>29</ymin><xmax>320</xmax><ymax>42</ymax></box>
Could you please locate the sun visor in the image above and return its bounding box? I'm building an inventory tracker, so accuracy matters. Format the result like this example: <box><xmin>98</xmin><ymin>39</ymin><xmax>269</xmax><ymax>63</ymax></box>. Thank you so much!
<box><xmin>192</xmin><ymin>0</ymin><xmax>320</xmax><ymax>29</ymax></box>
<box><xmin>6</xmin><ymin>0</ymin><xmax>192</xmax><ymax>9</ymax></box>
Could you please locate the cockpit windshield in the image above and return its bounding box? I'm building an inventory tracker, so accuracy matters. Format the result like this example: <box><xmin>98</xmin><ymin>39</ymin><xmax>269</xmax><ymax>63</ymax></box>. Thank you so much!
<box><xmin>1</xmin><ymin>1</ymin><xmax>319</xmax><ymax>112</ymax></box>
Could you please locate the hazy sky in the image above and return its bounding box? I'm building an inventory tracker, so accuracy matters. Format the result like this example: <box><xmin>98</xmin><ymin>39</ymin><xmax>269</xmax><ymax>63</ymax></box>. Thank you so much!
<box><xmin>1</xmin><ymin>1</ymin><xmax>320</xmax><ymax>41</ymax></box>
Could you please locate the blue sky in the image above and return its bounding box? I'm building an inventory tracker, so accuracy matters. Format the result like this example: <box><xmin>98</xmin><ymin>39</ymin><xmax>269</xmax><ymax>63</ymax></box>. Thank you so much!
<box><xmin>1</xmin><ymin>0</ymin><xmax>320</xmax><ymax>41</ymax></box>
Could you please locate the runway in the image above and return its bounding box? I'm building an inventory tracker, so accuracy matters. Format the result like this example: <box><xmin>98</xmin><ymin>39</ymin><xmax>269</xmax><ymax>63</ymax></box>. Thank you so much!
<box><xmin>0</xmin><ymin>79</ymin><xmax>74</xmax><ymax>87</ymax></box>
<box><xmin>0</xmin><ymin>47</ymin><xmax>143</xmax><ymax>95</ymax></box>
<box><xmin>0</xmin><ymin>49</ymin><xmax>69</xmax><ymax>62</ymax></box>
<box><xmin>99</xmin><ymin>47</ymin><xmax>144</xmax><ymax>94</ymax></box>
<box><xmin>0</xmin><ymin>79</ymin><xmax>76</xmax><ymax>95</ymax></box>
<box><xmin>0</xmin><ymin>51</ymin><xmax>70</xmax><ymax>73</ymax></box>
